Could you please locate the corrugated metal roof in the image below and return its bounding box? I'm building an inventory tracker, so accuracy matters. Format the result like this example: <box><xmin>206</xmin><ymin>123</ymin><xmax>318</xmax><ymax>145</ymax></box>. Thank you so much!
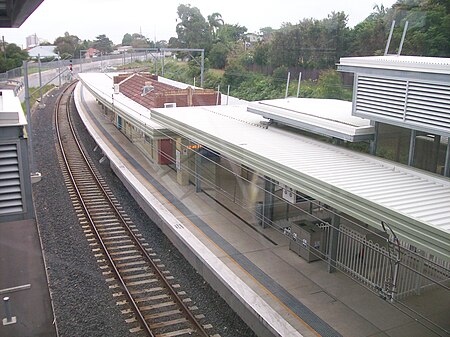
<box><xmin>27</xmin><ymin>45</ymin><xmax>58</xmax><ymax>58</ymax></box>
<box><xmin>0</xmin><ymin>90</ymin><xmax>27</xmax><ymax>127</ymax></box>
<box><xmin>78</xmin><ymin>73</ymin><xmax>167</xmax><ymax>137</ymax></box>
<box><xmin>248</xmin><ymin>98</ymin><xmax>374</xmax><ymax>141</ymax></box>
<box><xmin>151</xmin><ymin>105</ymin><xmax>450</xmax><ymax>260</ymax></box>
<box><xmin>339</xmin><ymin>56</ymin><xmax>450</xmax><ymax>74</ymax></box>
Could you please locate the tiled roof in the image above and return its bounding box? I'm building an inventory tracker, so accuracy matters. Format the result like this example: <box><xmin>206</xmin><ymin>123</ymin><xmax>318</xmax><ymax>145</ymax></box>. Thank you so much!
<box><xmin>118</xmin><ymin>73</ymin><xmax>179</xmax><ymax>108</ymax></box>
<box><xmin>116</xmin><ymin>73</ymin><xmax>220</xmax><ymax>109</ymax></box>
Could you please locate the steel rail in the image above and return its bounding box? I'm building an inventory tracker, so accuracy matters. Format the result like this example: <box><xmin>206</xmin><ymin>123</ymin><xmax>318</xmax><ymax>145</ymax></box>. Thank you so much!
<box><xmin>55</xmin><ymin>81</ymin><xmax>154</xmax><ymax>336</ymax></box>
<box><xmin>55</xmin><ymin>81</ymin><xmax>209</xmax><ymax>337</ymax></box>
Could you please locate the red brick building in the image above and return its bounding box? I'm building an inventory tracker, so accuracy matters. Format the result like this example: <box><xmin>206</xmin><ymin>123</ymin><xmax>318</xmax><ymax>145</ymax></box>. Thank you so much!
<box><xmin>113</xmin><ymin>73</ymin><xmax>220</xmax><ymax>165</ymax></box>
<box><xmin>114</xmin><ymin>73</ymin><xmax>220</xmax><ymax>108</ymax></box>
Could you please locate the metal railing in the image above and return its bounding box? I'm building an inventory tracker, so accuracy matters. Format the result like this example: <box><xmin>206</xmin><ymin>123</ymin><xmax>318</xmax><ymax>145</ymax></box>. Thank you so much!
<box><xmin>335</xmin><ymin>224</ymin><xmax>450</xmax><ymax>300</ymax></box>
<box><xmin>0</xmin><ymin>51</ymin><xmax>150</xmax><ymax>101</ymax></box>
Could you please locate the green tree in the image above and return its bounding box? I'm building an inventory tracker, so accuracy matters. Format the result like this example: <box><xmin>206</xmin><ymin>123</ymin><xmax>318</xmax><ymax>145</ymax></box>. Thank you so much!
<box><xmin>390</xmin><ymin>0</ymin><xmax>450</xmax><ymax>56</ymax></box>
<box><xmin>349</xmin><ymin>5</ymin><xmax>389</xmax><ymax>55</ymax></box>
<box><xmin>0</xmin><ymin>43</ymin><xmax>29</xmax><ymax>72</ymax></box>
<box><xmin>216</xmin><ymin>24</ymin><xmax>247</xmax><ymax>43</ymax></box>
<box><xmin>314</xmin><ymin>70</ymin><xmax>351</xmax><ymax>100</ymax></box>
<box><xmin>93</xmin><ymin>34</ymin><xmax>113</xmax><ymax>54</ymax></box>
<box><xmin>130</xmin><ymin>33</ymin><xmax>150</xmax><ymax>48</ymax></box>
<box><xmin>209</xmin><ymin>42</ymin><xmax>229</xmax><ymax>68</ymax></box>
<box><xmin>253</xmin><ymin>42</ymin><xmax>269</xmax><ymax>66</ymax></box>
<box><xmin>54</xmin><ymin>32</ymin><xmax>80</xmax><ymax>57</ymax></box>
<box><xmin>122</xmin><ymin>33</ymin><xmax>132</xmax><ymax>45</ymax></box>
<box><xmin>259</xmin><ymin>27</ymin><xmax>275</xmax><ymax>40</ymax></box>
<box><xmin>175</xmin><ymin>4</ymin><xmax>211</xmax><ymax>50</ymax></box>
<box><xmin>348</xmin><ymin>0</ymin><xmax>450</xmax><ymax>57</ymax></box>
<box><xmin>208</xmin><ymin>12</ymin><xmax>224</xmax><ymax>40</ymax></box>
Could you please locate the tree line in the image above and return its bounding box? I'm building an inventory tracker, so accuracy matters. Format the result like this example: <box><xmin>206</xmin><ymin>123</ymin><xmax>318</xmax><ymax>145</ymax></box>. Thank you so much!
<box><xmin>0</xmin><ymin>0</ymin><xmax>448</xmax><ymax>76</ymax></box>
<box><xmin>168</xmin><ymin>0</ymin><xmax>449</xmax><ymax>72</ymax></box>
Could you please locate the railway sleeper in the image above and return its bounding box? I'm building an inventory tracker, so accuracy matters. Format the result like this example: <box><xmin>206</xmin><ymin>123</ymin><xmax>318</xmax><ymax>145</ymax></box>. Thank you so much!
<box><xmin>156</xmin><ymin>328</ymin><xmax>196</xmax><ymax>337</ymax></box>
<box><xmin>149</xmin><ymin>317</ymin><xmax>188</xmax><ymax>329</ymax></box>
<box><xmin>116</xmin><ymin>260</ymin><xmax>146</xmax><ymax>268</ymax></box>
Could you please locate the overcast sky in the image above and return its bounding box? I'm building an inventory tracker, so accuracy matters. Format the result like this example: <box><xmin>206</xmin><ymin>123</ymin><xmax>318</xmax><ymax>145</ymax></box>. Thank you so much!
<box><xmin>0</xmin><ymin>0</ymin><xmax>397</xmax><ymax>48</ymax></box>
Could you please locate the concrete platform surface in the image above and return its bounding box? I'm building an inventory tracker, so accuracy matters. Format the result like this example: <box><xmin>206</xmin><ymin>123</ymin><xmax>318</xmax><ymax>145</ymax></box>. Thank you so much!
<box><xmin>75</xmin><ymin>82</ymin><xmax>449</xmax><ymax>337</ymax></box>
<box><xmin>0</xmin><ymin>219</ymin><xmax>56</xmax><ymax>337</ymax></box>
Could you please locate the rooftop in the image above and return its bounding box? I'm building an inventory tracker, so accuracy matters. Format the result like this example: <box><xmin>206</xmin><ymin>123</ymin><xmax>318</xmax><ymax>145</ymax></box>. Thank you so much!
<box><xmin>116</xmin><ymin>72</ymin><xmax>220</xmax><ymax>109</ymax></box>
<box><xmin>151</xmin><ymin>104</ymin><xmax>450</xmax><ymax>260</ymax></box>
<box><xmin>0</xmin><ymin>90</ymin><xmax>27</xmax><ymax>127</ymax></box>
<box><xmin>338</xmin><ymin>55</ymin><xmax>450</xmax><ymax>75</ymax></box>
<box><xmin>248</xmin><ymin>98</ymin><xmax>374</xmax><ymax>141</ymax></box>
<box><xmin>0</xmin><ymin>0</ymin><xmax>44</xmax><ymax>27</ymax></box>
<box><xmin>27</xmin><ymin>45</ymin><xmax>58</xmax><ymax>58</ymax></box>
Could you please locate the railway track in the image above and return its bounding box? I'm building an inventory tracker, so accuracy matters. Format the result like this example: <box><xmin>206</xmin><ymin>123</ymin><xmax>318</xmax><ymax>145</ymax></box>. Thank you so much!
<box><xmin>55</xmin><ymin>82</ymin><xmax>215</xmax><ymax>337</ymax></box>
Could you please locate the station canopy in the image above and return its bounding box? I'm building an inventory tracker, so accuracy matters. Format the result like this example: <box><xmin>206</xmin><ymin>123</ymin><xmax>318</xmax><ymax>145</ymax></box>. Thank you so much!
<box><xmin>0</xmin><ymin>0</ymin><xmax>44</xmax><ymax>27</ymax></box>
<box><xmin>151</xmin><ymin>104</ymin><xmax>450</xmax><ymax>261</ymax></box>
<box><xmin>248</xmin><ymin>98</ymin><xmax>374</xmax><ymax>142</ymax></box>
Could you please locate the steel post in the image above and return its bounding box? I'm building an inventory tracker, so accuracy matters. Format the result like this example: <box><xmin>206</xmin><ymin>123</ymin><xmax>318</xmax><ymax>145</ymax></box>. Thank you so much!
<box><xmin>195</xmin><ymin>152</ymin><xmax>201</xmax><ymax>193</ymax></box>
<box><xmin>327</xmin><ymin>212</ymin><xmax>341</xmax><ymax>273</ymax></box>
<box><xmin>285</xmin><ymin>72</ymin><xmax>290</xmax><ymax>98</ymax></box>
<box><xmin>444</xmin><ymin>137</ymin><xmax>450</xmax><ymax>177</ymax></box>
<box><xmin>2</xmin><ymin>296</ymin><xmax>16</xmax><ymax>325</ymax></box>
<box><xmin>408</xmin><ymin>129</ymin><xmax>417</xmax><ymax>166</ymax></box>
<box><xmin>57</xmin><ymin>53</ymin><xmax>61</xmax><ymax>86</ymax></box>
<box><xmin>23</xmin><ymin>61</ymin><xmax>35</xmax><ymax>174</ymax></box>
<box><xmin>200</xmin><ymin>50</ymin><xmax>204</xmax><ymax>87</ymax></box>
<box><xmin>38</xmin><ymin>54</ymin><xmax>43</xmax><ymax>103</ymax></box>
<box><xmin>263</xmin><ymin>177</ymin><xmax>275</xmax><ymax>229</ymax></box>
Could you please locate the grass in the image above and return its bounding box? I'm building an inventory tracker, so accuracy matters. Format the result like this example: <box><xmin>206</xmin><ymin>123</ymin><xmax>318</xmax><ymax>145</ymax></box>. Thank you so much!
<box><xmin>22</xmin><ymin>84</ymin><xmax>56</xmax><ymax>112</ymax></box>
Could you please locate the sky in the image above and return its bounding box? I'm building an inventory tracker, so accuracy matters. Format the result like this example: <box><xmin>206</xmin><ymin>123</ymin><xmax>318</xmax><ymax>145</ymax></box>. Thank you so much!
<box><xmin>0</xmin><ymin>0</ymin><xmax>398</xmax><ymax>48</ymax></box>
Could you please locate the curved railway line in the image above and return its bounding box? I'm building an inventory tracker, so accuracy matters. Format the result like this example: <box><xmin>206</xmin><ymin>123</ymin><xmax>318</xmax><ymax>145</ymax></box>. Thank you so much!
<box><xmin>55</xmin><ymin>81</ymin><xmax>215</xmax><ymax>337</ymax></box>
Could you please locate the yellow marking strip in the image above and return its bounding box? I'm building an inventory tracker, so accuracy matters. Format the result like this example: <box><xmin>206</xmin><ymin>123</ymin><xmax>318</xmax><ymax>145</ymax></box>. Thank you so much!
<box><xmin>127</xmin><ymin>168</ymin><xmax>320</xmax><ymax>336</ymax></box>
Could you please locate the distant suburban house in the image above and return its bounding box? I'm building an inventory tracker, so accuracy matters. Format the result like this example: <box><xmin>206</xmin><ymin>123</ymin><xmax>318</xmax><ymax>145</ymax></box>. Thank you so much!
<box><xmin>27</xmin><ymin>45</ymin><xmax>58</xmax><ymax>59</ymax></box>
<box><xmin>84</xmin><ymin>48</ymin><xmax>100</xmax><ymax>58</ymax></box>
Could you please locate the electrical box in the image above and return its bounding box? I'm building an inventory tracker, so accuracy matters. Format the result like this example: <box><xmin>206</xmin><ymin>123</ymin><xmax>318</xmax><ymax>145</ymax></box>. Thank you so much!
<box><xmin>289</xmin><ymin>220</ymin><xmax>325</xmax><ymax>262</ymax></box>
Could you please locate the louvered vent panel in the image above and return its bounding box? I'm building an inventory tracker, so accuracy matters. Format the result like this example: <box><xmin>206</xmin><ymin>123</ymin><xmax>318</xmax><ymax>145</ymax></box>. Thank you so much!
<box><xmin>0</xmin><ymin>143</ymin><xmax>23</xmax><ymax>215</ymax></box>
<box><xmin>405</xmin><ymin>81</ymin><xmax>450</xmax><ymax>134</ymax></box>
<box><xmin>356</xmin><ymin>76</ymin><xmax>407</xmax><ymax>120</ymax></box>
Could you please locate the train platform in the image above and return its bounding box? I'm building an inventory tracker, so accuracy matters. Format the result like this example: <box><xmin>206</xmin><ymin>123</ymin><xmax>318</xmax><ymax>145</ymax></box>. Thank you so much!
<box><xmin>0</xmin><ymin>219</ymin><xmax>56</xmax><ymax>337</ymax></box>
<box><xmin>74</xmin><ymin>82</ymin><xmax>448</xmax><ymax>337</ymax></box>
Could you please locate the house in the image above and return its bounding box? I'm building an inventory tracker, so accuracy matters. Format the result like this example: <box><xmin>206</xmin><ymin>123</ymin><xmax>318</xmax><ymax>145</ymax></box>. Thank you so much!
<box><xmin>84</xmin><ymin>48</ymin><xmax>100</xmax><ymax>58</ymax></box>
<box><xmin>27</xmin><ymin>45</ymin><xmax>58</xmax><ymax>59</ymax></box>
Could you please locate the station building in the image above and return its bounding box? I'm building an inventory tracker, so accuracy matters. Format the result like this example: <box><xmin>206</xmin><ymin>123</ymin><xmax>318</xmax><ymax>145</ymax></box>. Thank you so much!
<box><xmin>78</xmin><ymin>55</ymin><xmax>449</xmax><ymax>306</ymax></box>
<box><xmin>93</xmin><ymin>72</ymin><xmax>220</xmax><ymax>166</ymax></box>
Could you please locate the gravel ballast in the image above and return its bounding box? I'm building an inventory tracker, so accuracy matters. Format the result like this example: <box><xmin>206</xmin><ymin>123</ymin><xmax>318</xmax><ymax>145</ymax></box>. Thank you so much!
<box><xmin>32</xmin><ymin>85</ymin><xmax>256</xmax><ymax>337</ymax></box>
